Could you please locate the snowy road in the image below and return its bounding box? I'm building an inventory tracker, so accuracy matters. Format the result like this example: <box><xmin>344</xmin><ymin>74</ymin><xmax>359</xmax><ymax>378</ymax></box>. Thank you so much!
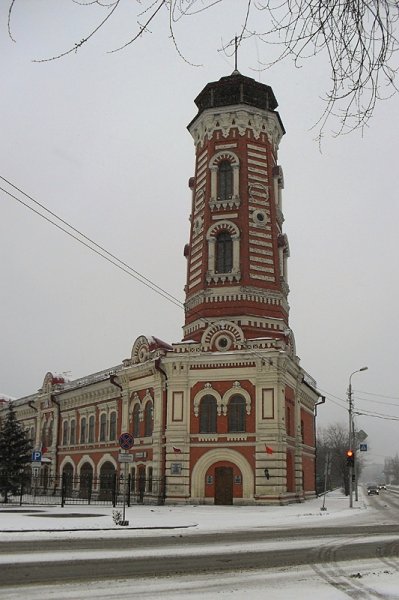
<box><xmin>1</xmin><ymin>489</ymin><xmax>399</xmax><ymax>598</ymax></box>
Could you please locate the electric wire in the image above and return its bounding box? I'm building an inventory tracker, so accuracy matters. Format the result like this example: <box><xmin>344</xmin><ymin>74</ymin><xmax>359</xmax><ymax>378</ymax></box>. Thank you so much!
<box><xmin>1</xmin><ymin>175</ymin><xmax>285</xmax><ymax>369</ymax></box>
<box><xmin>0</xmin><ymin>175</ymin><xmax>184</xmax><ymax>309</ymax></box>
<box><xmin>0</xmin><ymin>184</ymin><xmax>184</xmax><ymax>310</ymax></box>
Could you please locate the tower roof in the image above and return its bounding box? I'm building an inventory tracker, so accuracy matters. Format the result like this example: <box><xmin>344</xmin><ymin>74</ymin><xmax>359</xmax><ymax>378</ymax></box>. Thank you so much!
<box><xmin>194</xmin><ymin>70</ymin><xmax>278</xmax><ymax>114</ymax></box>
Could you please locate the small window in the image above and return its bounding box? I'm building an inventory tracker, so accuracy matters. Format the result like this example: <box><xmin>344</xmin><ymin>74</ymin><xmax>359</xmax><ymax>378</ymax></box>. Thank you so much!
<box><xmin>80</xmin><ymin>417</ymin><xmax>87</xmax><ymax>444</ymax></box>
<box><xmin>99</xmin><ymin>413</ymin><xmax>107</xmax><ymax>442</ymax></box>
<box><xmin>41</xmin><ymin>423</ymin><xmax>47</xmax><ymax>448</ymax></box>
<box><xmin>144</xmin><ymin>402</ymin><xmax>153</xmax><ymax>437</ymax></box>
<box><xmin>88</xmin><ymin>415</ymin><xmax>95</xmax><ymax>443</ymax></box>
<box><xmin>132</xmin><ymin>404</ymin><xmax>140</xmax><ymax>438</ymax></box>
<box><xmin>216</xmin><ymin>231</ymin><xmax>233</xmax><ymax>273</ymax></box>
<box><xmin>217</xmin><ymin>160</ymin><xmax>233</xmax><ymax>200</ymax></box>
<box><xmin>228</xmin><ymin>395</ymin><xmax>246</xmax><ymax>433</ymax></box>
<box><xmin>199</xmin><ymin>395</ymin><xmax>217</xmax><ymax>433</ymax></box>
<box><xmin>48</xmin><ymin>421</ymin><xmax>53</xmax><ymax>447</ymax></box>
<box><xmin>70</xmin><ymin>419</ymin><xmax>76</xmax><ymax>445</ymax></box>
<box><xmin>109</xmin><ymin>411</ymin><xmax>117</xmax><ymax>441</ymax></box>
<box><xmin>62</xmin><ymin>421</ymin><xmax>69</xmax><ymax>446</ymax></box>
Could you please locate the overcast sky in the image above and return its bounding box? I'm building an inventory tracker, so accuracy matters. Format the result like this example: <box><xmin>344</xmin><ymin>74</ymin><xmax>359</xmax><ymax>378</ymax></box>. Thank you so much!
<box><xmin>1</xmin><ymin>2</ymin><xmax>398</xmax><ymax>463</ymax></box>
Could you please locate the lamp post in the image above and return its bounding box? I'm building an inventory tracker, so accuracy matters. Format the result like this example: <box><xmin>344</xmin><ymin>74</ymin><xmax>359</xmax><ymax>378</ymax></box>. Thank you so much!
<box><xmin>348</xmin><ymin>366</ymin><xmax>368</xmax><ymax>508</ymax></box>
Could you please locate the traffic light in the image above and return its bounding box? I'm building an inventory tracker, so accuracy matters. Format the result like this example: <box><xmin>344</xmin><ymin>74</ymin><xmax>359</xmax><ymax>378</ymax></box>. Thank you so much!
<box><xmin>346</xmin><ymin>449</ymin><xmax>355</xmax><ymax>467</ymax></box>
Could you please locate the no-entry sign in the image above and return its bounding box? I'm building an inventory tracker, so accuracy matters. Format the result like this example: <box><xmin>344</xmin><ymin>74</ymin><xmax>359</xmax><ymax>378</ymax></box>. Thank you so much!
<box><xmin>119</xmin><ymin>432</ymin><xmax>134</xmax><ymax>450</ymax></box>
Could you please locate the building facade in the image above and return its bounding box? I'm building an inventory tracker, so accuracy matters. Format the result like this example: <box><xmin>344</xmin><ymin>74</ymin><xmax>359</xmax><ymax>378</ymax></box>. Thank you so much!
<box><xmin>1</xmin><ymin>71</ymin><xmax>320</xmax><ymax>505</ymax></box>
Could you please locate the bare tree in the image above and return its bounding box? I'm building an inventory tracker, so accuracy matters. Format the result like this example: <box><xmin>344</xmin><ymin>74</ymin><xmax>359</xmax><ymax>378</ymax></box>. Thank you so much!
<box><xmin>317</xmin><ymin>422</ymin><xmax>352</xmax><ymax>494</ymax></box>
<box><xmin>6</xmin><ymin>1</ymin><xmax>399</xmax><ymax>135</ymax></box>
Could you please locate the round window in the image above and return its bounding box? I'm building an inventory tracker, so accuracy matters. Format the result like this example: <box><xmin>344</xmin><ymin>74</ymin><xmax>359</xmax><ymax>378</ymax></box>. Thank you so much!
<box><xmin>215</xmin><ymin>335</ymin><xmax>232</xmax><ymax>351</ymax></box>
<box><xmin>253</xmin><ymin>210</ymin><xmax>268</xmax><ymax>226</ymax></box>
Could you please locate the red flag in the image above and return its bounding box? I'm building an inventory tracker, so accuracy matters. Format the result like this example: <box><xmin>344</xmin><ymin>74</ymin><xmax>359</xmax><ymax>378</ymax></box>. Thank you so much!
<box><xmin>173</xmin><ymin>446</ymin><xmax>182</xmax><ymax>454</ymax></box>
<box><xmin>265</xmin><ymin>445</ymin><xmax>273</xmax><ymax>454</ymax></box>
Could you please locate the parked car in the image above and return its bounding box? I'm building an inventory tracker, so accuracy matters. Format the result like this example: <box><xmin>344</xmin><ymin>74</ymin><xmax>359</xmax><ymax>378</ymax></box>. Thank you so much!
<box><xmin>367</xmin><ymin>483</ymin><xmax>379</xmax><ymax>495</ymax></box>
<box><xmin>378</xmin><ymin>484</ymin><xmax>387</xmax><ymax>490</ymax></box>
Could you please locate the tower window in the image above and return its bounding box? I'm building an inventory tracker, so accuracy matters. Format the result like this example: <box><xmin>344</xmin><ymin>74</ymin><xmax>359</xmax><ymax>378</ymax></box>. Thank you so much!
<box><xmin>216</xmin><ymin>231</ymin><xmax>233</xmax><ymax>273</ymax></box>
<box><xmin>217</xmin><ymin>160</ymin><xmax>233</xmax><ymax>200</ymax></box>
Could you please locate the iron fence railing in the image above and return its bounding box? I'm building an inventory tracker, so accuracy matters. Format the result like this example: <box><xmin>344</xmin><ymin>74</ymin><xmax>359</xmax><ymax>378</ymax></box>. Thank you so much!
<box><xmin>0</xmin><ymin>474</ymin><xmax>166</xmax><ymax>507</ymax></box>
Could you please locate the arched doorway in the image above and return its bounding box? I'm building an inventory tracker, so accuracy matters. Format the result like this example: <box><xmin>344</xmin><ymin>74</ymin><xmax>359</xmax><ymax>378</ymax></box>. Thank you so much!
<box><xmin>137</xmin><ymin>465</ymin><xmax>146</xmax><ymax>503</ymax></box>
<box><xmin>191</xmin><ymin>449</ymin><xmax>253</xmax><ymax>503</ymax></box>
<box><xmin>79</xmin><ymin>462</ymin><xmax>93</xmax><ymax>499</ymax></box>
<box><xmin>62</xmin><ymin>463</ymin><xmax>74</xmax><ymax>497</ymax></box>
<box><xmin>99</xmin><ymin>461</ymin><xmax>116</xmax><ymax>501</ymax></box>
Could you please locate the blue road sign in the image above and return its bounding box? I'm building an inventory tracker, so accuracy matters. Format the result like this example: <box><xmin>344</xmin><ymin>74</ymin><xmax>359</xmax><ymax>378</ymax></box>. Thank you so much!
<box><xmin>359</xmin><ymin>443</ymin><xmax>368</xmax><ymax>451</ymax></box>
<box><xmin>31</xmin><ymin>451</ymin><xmax>42</xmax><ymax>462</ymax></box>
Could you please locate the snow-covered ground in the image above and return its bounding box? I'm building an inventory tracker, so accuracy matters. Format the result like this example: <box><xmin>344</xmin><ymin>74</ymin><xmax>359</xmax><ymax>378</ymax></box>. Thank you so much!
<box><xmin>0</xmin><ymin>488</ymin><xmax>380</xmax><ymax>538</ymax></box>
<box><xmin>1</xmin><ymin>490</ymin><xmax>399</xmax><ymax>599</ymax></box>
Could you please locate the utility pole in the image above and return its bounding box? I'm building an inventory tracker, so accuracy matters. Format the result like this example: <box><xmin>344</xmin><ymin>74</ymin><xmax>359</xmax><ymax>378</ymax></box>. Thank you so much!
<box><xmin>347</xmin><ymin>367</ymin><xmax>368</xmax><ymax>508</ymax></box>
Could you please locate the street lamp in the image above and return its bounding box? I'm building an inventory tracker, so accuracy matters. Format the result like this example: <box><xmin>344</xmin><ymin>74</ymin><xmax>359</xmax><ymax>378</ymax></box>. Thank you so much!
<box><xmin>348</xmin><ymin>366</ymin><xmax>368</xmax><ymax>508</ymax></box>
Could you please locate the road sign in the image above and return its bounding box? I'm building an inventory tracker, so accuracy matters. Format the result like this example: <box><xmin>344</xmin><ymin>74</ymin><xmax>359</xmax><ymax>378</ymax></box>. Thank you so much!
<box><xmin>119</xmin><ymin>432</ymin><xmax>134</xmax><ymax>450</ymax></box>
<box><xmin>359</xmin><ymin>443</ymin><xmax>368</xmax><ymax>451</ymax></box>
<box><xmin>31</xmin><ymin>451</ymin><xmax>42</xmax><ymax>462</ymax></box>
<box><xmin>356</xmin><ymin>430</ymin><xmax>368</xmax><ymax>443</ymax></box>
<box><xmin>118</xmin><ymin>453</ymin><xmax>134</xmax><ymax>463</ymax></box>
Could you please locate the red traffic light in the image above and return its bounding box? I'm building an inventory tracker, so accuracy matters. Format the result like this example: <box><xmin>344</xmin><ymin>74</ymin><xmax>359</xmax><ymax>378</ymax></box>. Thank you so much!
<box><xmin>346</xmin><ymin>449</ymin><xmax>355</xmax><ymax>466</ymax></box>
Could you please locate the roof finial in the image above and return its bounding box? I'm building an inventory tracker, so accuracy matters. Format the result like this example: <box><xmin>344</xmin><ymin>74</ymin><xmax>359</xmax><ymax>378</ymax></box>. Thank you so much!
<box><xmin>233</xmin><ymin>35</ymin><xmax>239</xmax><ymax>74</ymax></box>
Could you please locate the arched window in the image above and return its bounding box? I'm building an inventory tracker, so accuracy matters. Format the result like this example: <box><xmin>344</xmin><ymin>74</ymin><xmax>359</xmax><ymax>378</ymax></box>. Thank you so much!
<box><xmin>216</xmin><ymin>231</ymin><xmax>233</xmax><ymax>273</ymax></box>
<box><xmin>132</xmin><ymin>404</ymin><xmax>140</xmax><ymax>438</ymax></box>
<box><xmin>70</xmin><ymin>419</ymin><xmax>76</xmax><ymax>445</ymax></box>
<box><xmin>99</xmin><ymin>413</ymin><xmax>107</xmax><ymax>442</ymax></box>
<box><xmin>217</xmin><ymin>160</ymin><xmax>233</xmax><ymax>200</ymax></box>
<box><xmin>88</xmin><ymin>415</ymin><xmax>95</xmax><ymax>443</ymax></box>
<box><xmin>144</xmin><ymin>402</ymin><xmax>153</xmax><ymax>437</ymax></box>
<box><xmin>199</xmin><ymin>395</ymin><xmax>217</xmax><ymax>433</ymax></box>
<box><xmin>228</xmin><ymin>395</ymin><xmax>246</xmax><ymax>433</ymax></box>
<box><xmin>80</xmin><ymin>417</ymin><xmax>87</xmax><ymax>444</ymax></box>
<box><xmin>47</xmin><ymin>421</ymin><xmax>53</xmax><ymax>447</ymax></box>
<box><xmin>109</xmin><ymin>411</ymin><xmax>117</xmax><ymax>441</ymax></box>
<box><xmin>41</xmin><ymin>423</ymin><xmax>47</xmax><ymax>448</ymax></box>
<box><xmin>62</xmin><ymin>421</ymin><xmax>69</xmax><ymax>445</ymax></box>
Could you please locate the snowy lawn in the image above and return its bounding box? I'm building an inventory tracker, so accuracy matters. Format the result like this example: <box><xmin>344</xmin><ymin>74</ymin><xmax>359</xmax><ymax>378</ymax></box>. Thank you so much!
<box><xmin>0</xmin><ymin>489</ymin><xmax>373</xmax><ymax>540</ymax></box>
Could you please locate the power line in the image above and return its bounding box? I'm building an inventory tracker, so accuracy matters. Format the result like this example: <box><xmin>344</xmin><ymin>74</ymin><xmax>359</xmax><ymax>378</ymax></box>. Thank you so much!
<box><xmin>0</xmin><ymin>178</ymin><xmax>184</xmax><ymax>310</ymax></box>
<box><xmin>353</xmin><ymin>395</ymin><xmax>399</xmax><ymax>409</ymax></box>
<box><xmin>355</xmin><ymin>389</ymin><xmax>399</xmax><ymax>401</ymax></box>
<box><xmin>354</xmin><ymin>410</ymin><xmax>399</xmax><ymax>422</ymax></box>
<box><xmin>1</xmin><ymin>175</ymin><xmax>311</xmax><ymax>372</ymax></box>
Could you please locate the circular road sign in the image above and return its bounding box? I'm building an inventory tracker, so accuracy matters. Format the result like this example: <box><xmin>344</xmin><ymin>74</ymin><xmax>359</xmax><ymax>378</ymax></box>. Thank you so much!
<box><xmin>119</xmin><ymin>432</ymin><xmax>134</xmax><ymax>450</ymax></box>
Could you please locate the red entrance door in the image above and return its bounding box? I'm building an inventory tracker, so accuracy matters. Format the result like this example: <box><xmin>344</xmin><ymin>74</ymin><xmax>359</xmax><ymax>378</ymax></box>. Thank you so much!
<box><xmin>214</xmin><ymin>466</ymin><xmax>233</xmax><ymax>505</ymax></box>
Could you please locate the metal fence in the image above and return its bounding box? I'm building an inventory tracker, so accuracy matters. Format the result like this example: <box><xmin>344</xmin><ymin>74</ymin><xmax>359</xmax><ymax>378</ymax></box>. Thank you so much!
<box><xmin>0</xmin><ymin>474</ymin><xmax>166</xmax><ymax>507</ymax></box>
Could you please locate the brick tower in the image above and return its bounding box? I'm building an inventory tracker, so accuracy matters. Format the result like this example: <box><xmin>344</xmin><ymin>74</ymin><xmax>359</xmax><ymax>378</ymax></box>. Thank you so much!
<box><xmin>183</xmin><ymin>70</ymin><xmax>292</xmax><ymax>353</ymax></box>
